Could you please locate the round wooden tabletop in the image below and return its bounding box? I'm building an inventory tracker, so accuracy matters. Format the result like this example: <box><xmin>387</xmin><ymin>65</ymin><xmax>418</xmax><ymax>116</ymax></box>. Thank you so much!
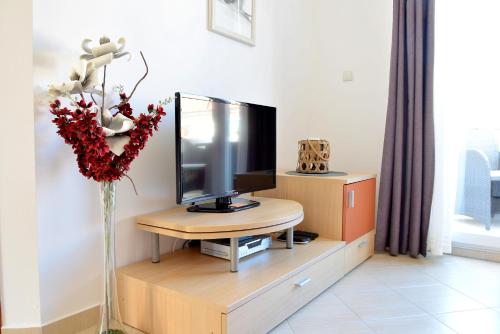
<box><xmin>136</xmin><ymin>197</ymin><xmax>304</xmax><ymax>240</ymax></box>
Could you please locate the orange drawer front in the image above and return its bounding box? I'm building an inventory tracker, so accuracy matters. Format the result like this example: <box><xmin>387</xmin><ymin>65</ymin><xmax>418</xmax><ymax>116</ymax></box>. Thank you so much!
<box><xmin>342</xmin><ymin>179</ymin><xmax>376</xmax><ymax>243</ymax></box>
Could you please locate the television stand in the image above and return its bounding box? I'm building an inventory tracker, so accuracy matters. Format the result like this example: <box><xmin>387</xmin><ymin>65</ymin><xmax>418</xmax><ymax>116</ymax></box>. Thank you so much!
<box><xmin>119</xmin><ymin>172</ymin><xmax>376</xmax><ymax>333</ymax></box>
<box><xmin>187</xmin><ymin>196</ymin><xmax>260</xmax><ymax>213</ymax></box>
<box><xmin>135</xmin><ymin>197</ymin><xmax>303</xmax><ymax>272</ymax></box>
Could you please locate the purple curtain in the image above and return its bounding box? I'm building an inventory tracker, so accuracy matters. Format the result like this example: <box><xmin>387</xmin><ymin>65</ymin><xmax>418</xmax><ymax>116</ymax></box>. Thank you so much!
<box><xmin>375</xmin><ymin>0</ymin><xmax>435</xmax><ymax>257</ymax></box>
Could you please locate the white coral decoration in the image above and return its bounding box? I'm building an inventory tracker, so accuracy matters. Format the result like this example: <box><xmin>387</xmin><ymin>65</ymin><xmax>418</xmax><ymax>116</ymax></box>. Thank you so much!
<box><xmin>49</xmin><ymin>36</ymin><xmax>140</xmax><ymax>156</ymax></box>
<box><xmin>80</xmin><ymin>36</ymin><xmax>131</xmax><ymax>68</ymax></box>
<box><xmin>48</xmin><ymin>60</ymin><xmax>100</xmax><ymax>97</ymax></box>
<box><xmin>100</xmin><ymin>109</ymin><xmax>134</xmax><ymax>156</ymax></box>
<box><xmin>48</xmin><ymin>36</ymin><xmax>131</xmax><ymax>98</ymax></box>
<box><xmin>101</xmin><ymin>109</ymin><xmax>134</xmax><ymax>136</ymax></box>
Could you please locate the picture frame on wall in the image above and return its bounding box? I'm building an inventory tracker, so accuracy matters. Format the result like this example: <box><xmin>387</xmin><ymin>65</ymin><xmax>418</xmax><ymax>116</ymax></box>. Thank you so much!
<box><xmin>208</xmin><ymin>0</ymin><xmax>256</xmax><ymax>46</ymax></box>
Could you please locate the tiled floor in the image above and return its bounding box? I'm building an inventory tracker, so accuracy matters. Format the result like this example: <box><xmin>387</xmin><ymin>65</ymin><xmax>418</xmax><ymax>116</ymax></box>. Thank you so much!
<box><xmin>269</xmin><ymin>253</ymin><xmax>500</xmax><ymax>334</ymax></box>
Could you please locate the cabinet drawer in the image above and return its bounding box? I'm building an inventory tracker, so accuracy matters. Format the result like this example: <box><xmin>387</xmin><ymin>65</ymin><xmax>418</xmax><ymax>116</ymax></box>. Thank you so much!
<box><xmin>344</xmin><ymin>231</ymin><xmax>374</xmax><ymax>273</ymax></box>
<box><xmin>225</xmin><ymin>248</ymin><xmax>345</xmax><ymax>334</ymax></box>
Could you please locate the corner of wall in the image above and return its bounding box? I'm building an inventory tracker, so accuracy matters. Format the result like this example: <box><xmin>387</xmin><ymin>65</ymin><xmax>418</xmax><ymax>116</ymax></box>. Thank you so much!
<box><xmin>0</xmin><ymin>0</ymin><xmax>43</xmax><ymax>328</ymax></box>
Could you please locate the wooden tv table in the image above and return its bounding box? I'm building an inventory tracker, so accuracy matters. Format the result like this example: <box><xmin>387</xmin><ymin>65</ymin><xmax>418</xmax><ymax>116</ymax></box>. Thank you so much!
<box><xmin>118</xmin><ymin>238</ymin><xmax>345</xmax><ymax>334</ymax></box>
<box><xmin>135</xmin><ymin>197</ymin><xmax>304</xmax><ymax>272</ymax></box>
<box><xmin>119</xmin><ymin>173</ymin><xmax>375</xmax><ymax>333</ymax></box>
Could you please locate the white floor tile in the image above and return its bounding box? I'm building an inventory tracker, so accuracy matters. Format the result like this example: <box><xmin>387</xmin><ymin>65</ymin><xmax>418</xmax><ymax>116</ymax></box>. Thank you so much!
<box><xmin>291</xmin><ymin>320</ymin><xmax>375</xmax><ymax>334</ymax></box>
<box><xmin>332</xmin><ymin>269</ymin><xmax>387</xmax><ymax>292</ymax></box>
<box><xmin>436</xmin><ymin>309</ymin><xmax>500</xmax><ymax>334</ymax></box>
<box><xmin>411</xmin><ymin>293</ymin><xmax>485</xmax><ymax>314</ymax></box>
<box><xmin>288</xmin><ymin>300</ymin><xmax>360</xmax><ymax>328</ymax></box>
<box><xmin>310</xmin><ymin>287</ymin><xmax>346</xmax><ymax>306</ymax></box>
<box><xmin>349</xmin><ymin>300</ymin><xmax>427</xmax><ymax>321</ymax></box>
<box><xmin>365</xmin><ymin>315</ymin><xmax>456</xmax><ymax>334</ymax></box>
<box><xmin>332</xmin><ymin>280</ymin><xmax>389</xmax><ymax>294</ymax></box>
<box><xmin>335</xmin><ymin>288</ymin><xmax>406</xmax><ymax>308</ymax></box>
<box><xmin>444</xmin><ymin>279</ymin><xmax>500</xmax><ymax>308</ymax></box>
<box><xmin>268</xmin><ymin>320</ymin><xmax>294</xmax><ymax>334</ymax></box>
<box><xmin>362</xmin><ymin>253</ymin><xmax>429</xmax><ymax>267</ymax></box>
<box><xmin>395</xmin><ymin>284</ymin><xmax>466</xmax><ymax>302</ymax></box>
<box><xmin>427</xmin><ymin>258</ymin><xmax>500</xmax><ymax>286</ymax></box>
<box><xmin>426</xmin><ymin>268</ymin><xmax>477</xmax><ymax>285</ymax></box>
<box><xmin>371</xmin><ymin>268</ymin><xmax>439</xmax><ymax>288</ymax></box>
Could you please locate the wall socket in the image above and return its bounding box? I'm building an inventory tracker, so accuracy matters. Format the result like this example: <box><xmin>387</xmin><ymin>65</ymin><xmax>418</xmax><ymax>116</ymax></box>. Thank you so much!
<box><xmin>342</xmin><ymin>70</ymin><xmax>354</xmax><ymax>82</ymax></box>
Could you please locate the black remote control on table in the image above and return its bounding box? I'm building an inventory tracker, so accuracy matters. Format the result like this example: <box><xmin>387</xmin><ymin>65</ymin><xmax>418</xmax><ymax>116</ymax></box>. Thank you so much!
<box><xmin>295</xmin><ymin>231</ymin><xmax>319</xmax><ymax>240</ymax></box>
<box><xmin>276</xmin><ymin>230</ymin><xmax>318</xmax><ymax>244</ymax></box>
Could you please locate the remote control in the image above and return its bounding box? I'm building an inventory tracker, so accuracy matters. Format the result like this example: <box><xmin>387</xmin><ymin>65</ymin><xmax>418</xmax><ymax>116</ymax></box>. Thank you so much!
<box><xmin>295</xmin><ymin>231</ymin><xmax>318</xmax><ymax>240</ymax></box>
<box><xmin>276</xmin><ymin>230</ymin><xmax>317</xmax><ymax>244</ymax></box>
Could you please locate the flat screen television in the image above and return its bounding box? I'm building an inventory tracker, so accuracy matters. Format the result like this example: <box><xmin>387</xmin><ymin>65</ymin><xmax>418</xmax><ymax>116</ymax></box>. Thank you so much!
<box><xmin>175</xmin><ymin>92</ymin><xmax>276</xmax><ymax>212</ymax></box>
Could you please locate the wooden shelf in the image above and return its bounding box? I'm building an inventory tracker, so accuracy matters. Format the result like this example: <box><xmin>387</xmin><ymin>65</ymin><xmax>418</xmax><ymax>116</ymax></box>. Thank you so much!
<box><xmin>136</xmin><ymin>197</ymin><xmax>303</xmax><ymax>239</ymax></box>
<box><xmin>118</xmin><ymin>237</ymin><xmax>344</xmax><ymax>313</ymax></box>
<box><xmin>118</xmin><ymin>237</ymin><xmax>345</xmax><ymax>333</ymax></box>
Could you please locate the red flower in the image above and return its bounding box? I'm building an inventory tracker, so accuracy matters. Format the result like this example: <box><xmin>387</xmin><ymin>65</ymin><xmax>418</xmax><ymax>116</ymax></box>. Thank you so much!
<box><xmin>77</xmin><ymin>99</ymin><xmax>87</xmax><ymax>108</ymax></box>
<box><xmin>50</xmin><ymin>99</ymin><xmax>166</xmax><ymax>182</ymax></box>
<box><xmin>118</xmin><ymin>102</ymin><xmax>133</xmax><ymax>118</ymax></box>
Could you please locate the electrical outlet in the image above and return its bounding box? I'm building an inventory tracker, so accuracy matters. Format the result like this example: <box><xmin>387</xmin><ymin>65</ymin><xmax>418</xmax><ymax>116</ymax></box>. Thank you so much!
<box><xmin>342</xmin><ymin>70</ymin><xmax>354</xmax><ymax>82</ymax></box>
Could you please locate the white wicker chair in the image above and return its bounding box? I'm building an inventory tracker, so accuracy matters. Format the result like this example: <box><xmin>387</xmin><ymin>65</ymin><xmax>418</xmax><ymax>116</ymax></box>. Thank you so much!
<box><xmin>455</xmin><ymin>131</ymin><xmax>500</xmax><ymax>230</ymax></box>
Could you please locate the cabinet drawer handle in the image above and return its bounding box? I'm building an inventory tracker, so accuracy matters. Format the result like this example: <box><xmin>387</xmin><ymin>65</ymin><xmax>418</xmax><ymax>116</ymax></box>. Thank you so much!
<box><xmin>358</xmin><ymin>241</ymin><xmax>368</xmax><ymax>249</ymax></box>
<box><xmin>295</xmin><ymin>277</ymin><xmax>311</xmax><ymax>287</ymax></box>
<box><xmin>348</xmin><ymin>190</ymin><xmax>355</xmax><ymax>208</ymax></box>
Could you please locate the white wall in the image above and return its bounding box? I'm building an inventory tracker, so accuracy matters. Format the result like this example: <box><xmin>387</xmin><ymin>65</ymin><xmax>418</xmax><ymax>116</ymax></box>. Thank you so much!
<box><xmin>272</xmin><ymin>0</ymin><xmax>393</xmax><ymax>174</ymax></box>
<box><xmin>0</xmin><ymin>0</ymin><xmax>42</xmax><ymax>328</ymax></box>
<box><xmin>307</xmin><ymin>0</ymin><xmax>393</xmax><ymax>175</ymax></box>
<box><xmin>271</xmin><ymin>1</ymin><xmax>319</xmax><ymax>168</ymax></box>
<box><xmin>0</xmin><ymin>0</ymin><xmax>392</xmax><ymax>328</ymax></box>
<box><xmin>32</xmin><ymin>0</ymin><xmax>290</xmax><ymax>326</ymax></box>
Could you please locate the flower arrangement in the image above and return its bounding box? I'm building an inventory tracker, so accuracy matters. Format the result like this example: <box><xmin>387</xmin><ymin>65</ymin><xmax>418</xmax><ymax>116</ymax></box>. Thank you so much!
<box><xmin>48</xmin><ymin>36</ymin><xmax>168</xmax><ymax>334</ymax></box>
<box><xmin>49</xmin><ymin>36</ymin><xmax>168</xmax><ymax>183</ymax></box>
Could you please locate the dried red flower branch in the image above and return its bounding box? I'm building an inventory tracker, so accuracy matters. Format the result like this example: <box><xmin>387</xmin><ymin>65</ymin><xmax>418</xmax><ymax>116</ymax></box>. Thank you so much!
<box><xmin>50</xmin><ymin>99</ymin><xmax>165</xmax><ymax>182</ymax></box>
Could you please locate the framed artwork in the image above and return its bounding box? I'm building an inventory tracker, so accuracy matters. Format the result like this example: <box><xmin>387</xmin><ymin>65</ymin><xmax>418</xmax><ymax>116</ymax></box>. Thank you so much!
<box><xmin>208</xmin><ymin>0</ymin><xmax>256</xmax><ymax>46</ymax></box>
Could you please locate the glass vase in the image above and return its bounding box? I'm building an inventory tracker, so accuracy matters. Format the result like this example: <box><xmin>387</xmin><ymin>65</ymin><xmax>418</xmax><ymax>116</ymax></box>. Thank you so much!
<box><xmin>97</xmin><ymin>181</ymin><xmax>128</xmax><ymax>334</ymax></box>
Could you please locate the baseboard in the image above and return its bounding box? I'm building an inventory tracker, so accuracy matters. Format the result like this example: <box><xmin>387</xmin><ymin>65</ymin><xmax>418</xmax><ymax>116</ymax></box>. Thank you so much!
<box><xmin>452</xmin><ymin>242</ymin><xmax>500</xmax><ymax>263</ymax></box>
<box><xmin>1</xmin><ymin>329</ymin><xmax>42</xmax><ymax>334</ymax></box>
<box><xmin>1</xmin><ymin>306</ymin><xmax>99</xmax><ymax>334</ymax></box>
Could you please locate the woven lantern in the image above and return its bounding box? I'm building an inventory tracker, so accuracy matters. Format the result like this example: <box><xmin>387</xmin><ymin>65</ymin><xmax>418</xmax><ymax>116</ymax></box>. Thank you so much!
<box><xmin>296</xmin><ymin>139</ymin><xmax>331</xmax><ymax>174</ymax></box>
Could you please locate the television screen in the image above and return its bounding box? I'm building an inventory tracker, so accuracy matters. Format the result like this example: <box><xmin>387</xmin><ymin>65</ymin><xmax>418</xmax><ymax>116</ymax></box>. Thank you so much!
<box><xmin>175</xmin><ymin>93</ymin><xmax>276</xmax><ymax>205</ymax></box>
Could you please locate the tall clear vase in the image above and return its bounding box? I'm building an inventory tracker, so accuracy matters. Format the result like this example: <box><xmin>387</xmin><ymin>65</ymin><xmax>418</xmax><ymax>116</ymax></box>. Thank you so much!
<box><xmin>97</xmin><ymin>182</ymin><xmax>128</xmax><ymax>334</ymax></box>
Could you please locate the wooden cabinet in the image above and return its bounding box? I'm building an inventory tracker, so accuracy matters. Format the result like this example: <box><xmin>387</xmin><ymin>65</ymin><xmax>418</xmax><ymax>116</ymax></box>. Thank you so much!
<box><xmin>257</xmin><ymin>171</ymin><xmax>377</xmax><ymax>272</ymax></box>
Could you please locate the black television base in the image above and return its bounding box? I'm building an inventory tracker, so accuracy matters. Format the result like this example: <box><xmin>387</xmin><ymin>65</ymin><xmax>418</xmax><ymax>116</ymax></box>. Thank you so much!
<box><xmin>187</xmin><ymin>196</ymin><xmax>260</xmax><ymax>213</ymax></box>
